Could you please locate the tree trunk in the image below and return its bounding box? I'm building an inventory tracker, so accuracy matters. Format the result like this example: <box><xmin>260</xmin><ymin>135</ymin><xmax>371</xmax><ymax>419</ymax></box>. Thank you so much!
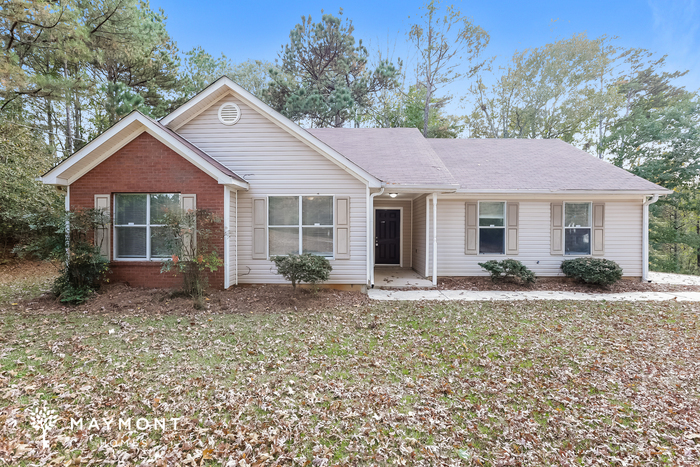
<box><xmin>47</xmin><ymin>98</ymin><xmax>54</xmax><ymax>151</ymax></box>
<box><xmin>696</xmin><ymin>218</ymin><xmax>700</xmax><ymax>271</ymax></box>
<box><xmin>64</xmin><ymin>59</ymin><xmax>74</xmax><ymax>155</ymax></box>
<box><xmin>673</xmin><ymin>208</ymin><xmax>679</xmax><ymax>272</ymax></box>
<box><xmin>423</xmin><ymin>80</ymin><xmax>431</xmax><ymax>137</ymax></box>
<box><xmin>74</xmin><ymin>96</ymin><xmax>82</xmax><ymax>147</ymax></box>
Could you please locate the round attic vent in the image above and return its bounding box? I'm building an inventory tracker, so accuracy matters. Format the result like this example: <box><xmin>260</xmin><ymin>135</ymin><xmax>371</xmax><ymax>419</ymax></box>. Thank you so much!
<box><xmin>218</xmin><ymin>103</ymin><xmax>241</xmax><ymax>125</ymax></box>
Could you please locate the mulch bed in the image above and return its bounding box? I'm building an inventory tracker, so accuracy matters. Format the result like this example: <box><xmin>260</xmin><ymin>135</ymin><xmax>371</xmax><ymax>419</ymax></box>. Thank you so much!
<box><xmin>437</xmin><ymin>276</ymin><xmax>700</xmax><ymax>293</ymax></box>
<box><xmin>10</xmin><ymin>282</ymin><xmax>372</xmax><ymax>315</ymax></box>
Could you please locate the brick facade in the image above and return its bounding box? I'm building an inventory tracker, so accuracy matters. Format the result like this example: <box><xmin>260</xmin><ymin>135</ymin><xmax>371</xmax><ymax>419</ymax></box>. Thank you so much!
<box><xmin>70</xmin><ymin>132</ymin><xmax>226</xmax><ymax>289</ymax></box>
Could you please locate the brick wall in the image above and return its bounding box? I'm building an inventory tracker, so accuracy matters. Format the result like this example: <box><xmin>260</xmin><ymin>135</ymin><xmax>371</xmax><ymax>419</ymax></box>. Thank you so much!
<box><xmin>70</xmin><ymin>132</ymin><xmax>225</xmax><ymax>289</ymax></box>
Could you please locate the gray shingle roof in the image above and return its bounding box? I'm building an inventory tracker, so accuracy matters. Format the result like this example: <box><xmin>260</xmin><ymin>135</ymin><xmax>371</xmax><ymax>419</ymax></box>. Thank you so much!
<box><xmin>428</xmin><ymin>138</ymin><xmax>668</xmax><ymax>192</ymax></box>
<box><xmin>307</xmin><ymin>128</ymin><xmax>458</xmax><ymax>187</ymax></box>
<box><xmin>309</xmin><ymin>127</ymin><xmax>668</xmax><ymax>193</ymax></box>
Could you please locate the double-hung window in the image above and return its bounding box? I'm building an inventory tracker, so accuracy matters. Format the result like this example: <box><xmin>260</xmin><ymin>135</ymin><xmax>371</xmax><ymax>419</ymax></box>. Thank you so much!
<box><xmin>268</xmin><ymin>196</ymin><xmax>334</xmax><ymax>257</ymax></box>
<box><xmin>564</xmin><ymin>202</ymin><xmax>591</xmax><ymax>255</ymax></box>
<box><xmin>479</xmin><ymin>201</ymin><xmax>506</xmax><ymax>254</ymax></box>
<box><xmin>114</xmin><ymin>193</ymin><xmax>180</xmax><ymax>260</ymax></box>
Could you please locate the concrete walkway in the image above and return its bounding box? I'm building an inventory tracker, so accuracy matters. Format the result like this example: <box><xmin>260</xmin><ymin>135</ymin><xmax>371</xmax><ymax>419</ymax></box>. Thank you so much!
<box><xmin>648</xmin><ymin>271</ymin><xmax>700</xmax><ymax>286</ymax></box>
<box><xmin>368</xmin><ymin>289</ymin><xmax>700</xmax><ymax>302</ymax></box>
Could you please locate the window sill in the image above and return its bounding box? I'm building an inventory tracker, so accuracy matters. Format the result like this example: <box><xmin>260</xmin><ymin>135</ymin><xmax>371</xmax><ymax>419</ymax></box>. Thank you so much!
<box><xmin>111</xmin><ymin>259</ymin><xmax>168</xmax><ymax>264</ymax></box>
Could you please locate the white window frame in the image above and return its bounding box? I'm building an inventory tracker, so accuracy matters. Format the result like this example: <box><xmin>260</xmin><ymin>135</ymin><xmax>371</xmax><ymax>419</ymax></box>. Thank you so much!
<box><xmin>478</xmin><ymin>200</ymin><xmax>507</xmax><ymax>255</ymax></box>
<box><xmin>564</xmin><ymin>201</ymin><xmax>592</xmax><ymax>256</ymax></box>
<box><xmin>267</xmin><ymin>195</ymin><xmax>335</xmax><ymax>259</ymax></box>
<box><xmin>113</xmin><ymin>193</ymin><xmax>179</xmax><ymax>262</ymax></box>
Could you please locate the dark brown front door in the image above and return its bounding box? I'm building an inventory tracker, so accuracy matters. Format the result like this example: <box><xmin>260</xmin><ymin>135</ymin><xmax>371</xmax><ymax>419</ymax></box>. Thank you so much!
<box><xmin>375</xmin><ymin>209</ymin><xmax>400</xmax><ymax>265</ymax></box>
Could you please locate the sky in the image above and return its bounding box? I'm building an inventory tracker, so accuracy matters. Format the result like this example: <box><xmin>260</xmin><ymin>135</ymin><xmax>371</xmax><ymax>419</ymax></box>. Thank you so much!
<box><xmin>149</xmin><ymin>0</ymin><xmax>700</xmax><ymax>101</ymax></box>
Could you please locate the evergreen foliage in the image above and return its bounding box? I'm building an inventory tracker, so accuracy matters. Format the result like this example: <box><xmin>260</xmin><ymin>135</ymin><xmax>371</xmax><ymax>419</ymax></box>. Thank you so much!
<box><xmin>271</xmin><ymin>254</ymin><xmax>332</xmax><ymax>292</ymax></box>
<box><xmin>478</xmin><ymin>259</ymin><xmax>536</xmax><ymax>284</ymax></box>
<box><xmin>264</xmin><ymin>11</ymin><xmax>401</xmax><ymax>128</ymax></box>
<box><xmin>561</xmin><ymin>258</ymin><xmax>623</xmax><ymax>286</ymax></box>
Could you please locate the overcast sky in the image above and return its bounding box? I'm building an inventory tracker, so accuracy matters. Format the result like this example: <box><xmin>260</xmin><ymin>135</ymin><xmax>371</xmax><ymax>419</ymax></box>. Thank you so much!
<box><xmin>150</xmin><ymin>0</ymin><xmax>700</xmax><ymax>101</ymax></box>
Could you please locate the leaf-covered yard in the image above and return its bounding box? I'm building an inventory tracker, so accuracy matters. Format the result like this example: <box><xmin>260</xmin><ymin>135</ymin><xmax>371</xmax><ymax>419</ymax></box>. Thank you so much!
<box><xmin>1</xmin><ymin>293</ymin><xmax>699</xmax><ymax>465</ymax></box>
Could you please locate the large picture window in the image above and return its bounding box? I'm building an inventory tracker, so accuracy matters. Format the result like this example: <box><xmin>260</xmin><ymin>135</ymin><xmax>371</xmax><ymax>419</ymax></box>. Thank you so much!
<box><xmin>564</xmin><ymin>202</ymin><xmax>591</xmax><ymax>255</ymax></box>
<box><xmin>114</xmin><ymin>193</ymin><xmax>180</xmax><ymax>260</ymax></box>
<box><xmin>269</xmin><ymin>196</ymin><xmax>334</xmax><ymax>257</ymax></box>
<box><xmin>479</xmin><ymin>201</ymin><xmax>506</xmax><ymax>254</ymax></box>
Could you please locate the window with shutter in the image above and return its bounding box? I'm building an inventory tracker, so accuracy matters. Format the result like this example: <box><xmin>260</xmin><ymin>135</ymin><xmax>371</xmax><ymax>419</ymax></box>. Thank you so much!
<box><xmin>478</xmin><ymin>202</ymin><xmax>506</xmax><ymax>254</ymax></box>
<box><xmin>113</xmin><ymin>193</ymin><xmax>181</xmax><ymax>260</ymax></box>
<box><xmin>268</xmin><ymin>196</ymin><xmax>334</xmax><ymax>257</ymax></box>
<box><xmin>564</xmin><ymin>202</ymin><xmax>592</xmax><ymax>255</ymax></box>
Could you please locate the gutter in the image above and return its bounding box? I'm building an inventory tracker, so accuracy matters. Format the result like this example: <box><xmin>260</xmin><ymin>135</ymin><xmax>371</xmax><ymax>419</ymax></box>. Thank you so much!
<box><xmin>367</xmin><ymin>184</ymin><xmax>386</xmax><ymax>288</ymax></box>
<box><xmin>642</xmin><ymin>194</ymin><xmax>660</xmax><ymax>282</ymax></box>
<box><xmin>445</xmin><ymin>189</ymin><xmax>672</xmax><ymax>196</ymax></box>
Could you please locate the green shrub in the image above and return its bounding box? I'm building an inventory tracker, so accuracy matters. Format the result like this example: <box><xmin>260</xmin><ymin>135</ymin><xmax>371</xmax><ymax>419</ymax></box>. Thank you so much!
<box><xmin>560</xmin><ymin>257</ymin><xmax>623</xmax><ymax>286</ymax></box>
<box><xmin>478</xmin><ymin>259</ymin><xmax>536</xmax><ymax>284</ymax></box>
<box><xmin>16</xmin><ymin>208</ymin><xmax>111</xmax><ymax>304</ymax></box>
<box><xmin>271</xmin><ymin>253</ymin><xmax>332</xmax><ymax>292</ymax></box>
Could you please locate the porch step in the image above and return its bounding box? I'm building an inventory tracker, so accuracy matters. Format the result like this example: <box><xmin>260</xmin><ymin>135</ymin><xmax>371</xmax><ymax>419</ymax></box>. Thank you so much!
<box><xmin>374</xmin><ymin>267</ymin><xmax>434</xmax><ymax>289</ymax></box>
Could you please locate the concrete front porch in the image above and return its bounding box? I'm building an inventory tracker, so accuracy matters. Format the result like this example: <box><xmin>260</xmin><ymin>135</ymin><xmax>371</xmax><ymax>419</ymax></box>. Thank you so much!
<box><xmin>374</xmin><ymin>267</ymin><xmax>433</xmax><ymax>289</ymax></box>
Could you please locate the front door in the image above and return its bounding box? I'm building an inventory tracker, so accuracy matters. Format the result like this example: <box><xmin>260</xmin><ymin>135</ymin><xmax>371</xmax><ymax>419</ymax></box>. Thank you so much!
<box><xmin>375</xmin><ymin>209</ymin><xmax>401</xmax><ymax>265</ymax></box>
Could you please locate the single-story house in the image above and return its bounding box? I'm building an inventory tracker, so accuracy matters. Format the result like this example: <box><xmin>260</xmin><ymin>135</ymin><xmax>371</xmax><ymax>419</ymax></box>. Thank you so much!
<box><xmin>40</xmin><ymin>77</ymin><xmax>671</xmax><ymax>290</ymax></box>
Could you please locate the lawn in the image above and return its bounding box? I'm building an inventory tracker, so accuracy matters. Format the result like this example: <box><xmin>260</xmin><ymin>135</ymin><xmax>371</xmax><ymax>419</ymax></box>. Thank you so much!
<box><xmin>0</xmin><ymin>261</ymin><xmax>696</xmax><ymax>467</ymax></box>
<box><xmin>1</xmin><ymin>292</ymin><xmax>699</xmax><ymax>466</ymax></box>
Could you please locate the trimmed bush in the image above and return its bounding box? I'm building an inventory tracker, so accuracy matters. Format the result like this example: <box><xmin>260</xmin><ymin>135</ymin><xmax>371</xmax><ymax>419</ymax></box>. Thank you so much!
<box><xmin>561</xmin><ymin>257</ymin><xmax>623</xmax><ymax>286</ymax></box>
<box><xmin>478</xmin><ymin>259</ymin><xmax>536</xmax><ymax>284</ymax></box>
<box><xmin>271</xmin><ymin>254</ymin><xmax>332</xmax><ymax>292</ymax></box>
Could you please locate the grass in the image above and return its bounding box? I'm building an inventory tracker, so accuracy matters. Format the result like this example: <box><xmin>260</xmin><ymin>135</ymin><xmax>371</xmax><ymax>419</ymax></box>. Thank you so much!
<box><xmin>0</xmin><ymin>260</ymin><xmax>58</xmax><ymax>304</ymax></box>
<box><xmin>0</xmin><ymin>298</ymin><xmax>699</xmax><ymax>465</ymax></box>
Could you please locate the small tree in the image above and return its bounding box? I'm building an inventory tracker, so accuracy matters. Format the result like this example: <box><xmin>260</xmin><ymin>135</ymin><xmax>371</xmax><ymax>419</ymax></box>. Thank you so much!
<box><xmin>17</xmin><ymin>208</ymin><xmax>111</xmax><ymax>304</ymax></box>
<box><xmin>271</xmin><ymin>254</ymin><xmax>332</xmax><ymax>292</ymax></box>
<box><xmin>156</xmin><ymin>208</ymin><xmax>223</xmax><ymax>307</ymax></box>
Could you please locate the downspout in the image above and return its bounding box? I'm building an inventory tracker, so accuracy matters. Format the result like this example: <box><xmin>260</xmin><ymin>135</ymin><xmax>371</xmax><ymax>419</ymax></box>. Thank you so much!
<box><xmin>224</xmin><ymin>186</ymin><xmax>230</xmax><ymax>289</ymax></box>
<box><xmin>432</xmin><ymin>193</ymin><xmax>438</xmax><ymax>286</ymax></box>
<box><xmin>642</xmin><ymin>194</ymin><xmax>660</xmax><ymax>282</ymax></box>
<box><xmin>368</xmin><ymin>184</ymin><xmax>386</xmax><ymax>288</ymax></box>
<box><xmin>235</xmin><ymin>189</ymin><xmax>238</xmax><ymax>286</ymax></box>
<box><xmin>65</xmin><ymin>186</ymin><xmax>70</xmax><ymax>266</ymax></box>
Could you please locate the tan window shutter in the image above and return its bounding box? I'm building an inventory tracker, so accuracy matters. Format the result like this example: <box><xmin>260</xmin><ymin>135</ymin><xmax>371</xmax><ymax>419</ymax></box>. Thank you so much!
<box><xmin>465</xmin><ymin>202</ymin><xmax>478</xmax><ymax>255</ymax></box>
<box><xmin>179</xmin><ymin>194</ymin><xmax>197</xmax><ymax>259</ymax></box>
<box><xmin>506</xmin><ymin>202</ymin><xmax>519</xmax><ymax>255</ymax></box>
<box><xmin>592</xmin><ymin>203</ymin><xmax>605</xmax><ymax>256</ymax></box>
<box><xmin>335</xmin><ymin>197</ymin><xmax>350</xmax><ymax>259</ymax></box>
<box><xmin>252</xmin><ymin>197</ymin><xmax>267</xmax><ymax>260</ymax></box>
<box><xmin>94</xmin><ymin>194</ymin><xmax>110</xmax><ymax>259</ymax></box>
<box><xmin>551</xmin><ymin>202</ymin><xmax>563</xmax><ymax>255</ymax></box>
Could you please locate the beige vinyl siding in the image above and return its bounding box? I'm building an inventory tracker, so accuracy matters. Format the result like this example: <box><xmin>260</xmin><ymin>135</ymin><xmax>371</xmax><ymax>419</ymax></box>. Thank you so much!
<box><xmin>432</xmin><ymin>197</ymin><xmax>644</xmax><ymax>278</ymax></box>
<box><xmin>178</xmin><ymin>93</ymin><xmax>368</xmax><ymax>284</ymax></box>
<box><xmin>602</xmin><ymin>201</ymin><xmax>643</xmax><ymax>276</ymax></box>
<box><xmin>412</xmin><ymin>195</ymin><xmax>427</xmax><ymax>277</ymax></box>
<box><xmin>375</xmin><ymin>199</ymin><xmax>412</xmax><ymax>268</ymax></box>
